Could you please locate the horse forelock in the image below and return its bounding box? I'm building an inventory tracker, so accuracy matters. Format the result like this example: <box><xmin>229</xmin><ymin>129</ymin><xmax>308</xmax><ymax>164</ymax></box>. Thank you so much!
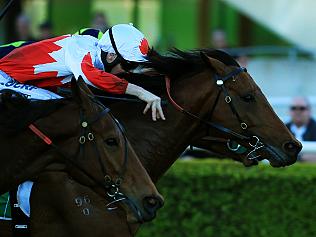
<box><xmin>147</xmin><ymin>48</ymin><xmax>240</xmax><ymax>78</ymax></box>
<box><xmin>0</xmin><ymin>90</ymin><xmax>68</xmax><ymax>135</ymax></box>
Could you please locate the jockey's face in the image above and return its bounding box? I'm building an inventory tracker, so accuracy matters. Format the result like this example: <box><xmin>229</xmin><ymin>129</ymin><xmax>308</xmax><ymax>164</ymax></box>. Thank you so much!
<box><xmin>106</xmin><ymin>53</ymin><xmax>125</xmax><ymax>75</ymax></box>
<box><xmin>106</xmin><ymin>53</ymin><xmax>117</xmax><ymax>63</ymax></box>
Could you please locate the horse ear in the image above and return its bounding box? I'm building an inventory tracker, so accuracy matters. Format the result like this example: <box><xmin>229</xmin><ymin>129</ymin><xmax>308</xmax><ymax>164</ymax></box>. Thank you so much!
<box><xmin>200</xmin><ymin>52</ymin><xmax>226</xmax><ymax>75</ymax></box>
<box><xmin>77</xmin><ymin>76</ymin><xmax>94</xmax><ymax>96</ymax></box>
<box><xmin>71</xmin><ymin>76</ymin><xmax>95</xmax><ymax>106</ymax></box>
<box><xmin>71</xmin><ymin>77</ymin><xmax>83</xmax><ymax>104</ymax></box>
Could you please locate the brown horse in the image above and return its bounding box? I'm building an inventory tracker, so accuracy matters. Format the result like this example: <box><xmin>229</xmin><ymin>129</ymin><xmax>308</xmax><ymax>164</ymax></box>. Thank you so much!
<box><xmin>102</xmin><ymin>49</ymin><xmax>302</xmax><ymax>234</ymax></box>
<box><xmin>5</xmin><ymin>49</ymin><xmax>302</xmax><ymax>236</ymax></box>
<box><xmin>107</xmin><ymin>49</ymin><xmax>302</xmax><ymax>180</ymax></box>
<box><xmin>0</xmin><ymin>79</ymin><xmax>163</xmax><ymax>236</ymax></box>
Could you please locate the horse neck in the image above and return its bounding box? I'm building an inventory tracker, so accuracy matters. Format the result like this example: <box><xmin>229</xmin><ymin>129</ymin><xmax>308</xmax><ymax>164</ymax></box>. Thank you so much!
<box><xmin>0</xmin><ymin>102</ymin><xmax>78</xmax><ymax>193</ymax></box>
<box><xmin>112</xmin><ymin>71</ymin><xmax>214</xmax><ymax>182</ymax></box>
<box><xmin>0</xmin><ymin>135</ymin><xmax>55</xmax><ymax>193</ymax></box>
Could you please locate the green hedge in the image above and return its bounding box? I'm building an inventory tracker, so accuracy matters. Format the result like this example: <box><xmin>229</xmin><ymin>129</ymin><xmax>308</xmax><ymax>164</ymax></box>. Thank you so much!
<box><xmin>137</xmin><ymin>160</ymin><xmax>316</xmax><ymax>237</ymax></box>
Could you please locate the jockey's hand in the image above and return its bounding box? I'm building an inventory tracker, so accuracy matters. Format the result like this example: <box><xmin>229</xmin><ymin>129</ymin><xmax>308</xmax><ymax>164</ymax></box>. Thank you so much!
<box><xmin>125</xmin><ymin>83</ymin><xmax>166</xmax><ymax>121</ymax></box>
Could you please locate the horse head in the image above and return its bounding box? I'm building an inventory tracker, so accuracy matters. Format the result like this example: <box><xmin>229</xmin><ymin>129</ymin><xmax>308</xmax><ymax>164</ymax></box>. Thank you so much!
<box><xmin>0</xmin><ymin>78</ymin><xmax>163</xmax><ymax>223</ymax></box>
<box><xmin>148</xmin><ymin>49</ymin><xmax>301</xmax><ymax>167</ymax></box>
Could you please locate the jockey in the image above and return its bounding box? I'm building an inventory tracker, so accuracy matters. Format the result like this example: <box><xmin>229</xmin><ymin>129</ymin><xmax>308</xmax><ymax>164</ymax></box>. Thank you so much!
<box><xmin>0</xmin><ymin>23</ymin><xmax>165</xmax><ymax>121</ymax></box>
<box><xmin>0</xmin><ymin>25</ymin><xmax>167</xmax><ymax>222</ymax></box>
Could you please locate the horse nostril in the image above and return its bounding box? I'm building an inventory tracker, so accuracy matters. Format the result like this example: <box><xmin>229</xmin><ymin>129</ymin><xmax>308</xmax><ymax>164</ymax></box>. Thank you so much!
<box><xmin>283</xmin><ymin>141</ymin><xmax>301</xmax><ymax>154</ymax></box>
<box><xmin>147</xmin><ymin>198</ymin><xmax>157</xmax><ymax>207</ymax></box>
<box><xmin>143</xmin><ymin>196</ymin><xmax>164</xmax><ymax>212</ymax></box>
<box><xmin>141</xmin><ymin>196</ymin><xmax>164</xmax><ymax>222</ymax></box>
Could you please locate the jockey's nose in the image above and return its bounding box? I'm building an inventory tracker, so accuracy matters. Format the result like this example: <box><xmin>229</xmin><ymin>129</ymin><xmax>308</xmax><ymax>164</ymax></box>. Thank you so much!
<box><xmin>142</xmin><ymin>195</ymin><xmax>164</xmax><ymax>221</ymax></box>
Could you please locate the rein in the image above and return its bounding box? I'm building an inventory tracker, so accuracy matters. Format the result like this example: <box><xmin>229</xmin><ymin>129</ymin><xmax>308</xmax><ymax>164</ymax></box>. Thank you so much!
<box><xmin>165</xmin><ymin>67</ymin><xmax>265</xmax><ymax>160</ymax></box>
<box><xmin>0</xmin><ymin>0</ymin><xmax>15</xmax><ymax>21</ymax></box>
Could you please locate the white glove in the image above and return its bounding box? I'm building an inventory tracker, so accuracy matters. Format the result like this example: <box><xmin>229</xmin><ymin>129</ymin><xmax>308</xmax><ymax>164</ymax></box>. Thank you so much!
<box><xmin>125</xmin><ymin>83</ymin><xmax>166</xmax><ymax>121</ymax></box>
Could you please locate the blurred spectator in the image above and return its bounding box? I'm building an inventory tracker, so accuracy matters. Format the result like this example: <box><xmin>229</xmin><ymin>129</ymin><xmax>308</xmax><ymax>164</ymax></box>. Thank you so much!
<box><xmin>91</xmin><ymin>12</ymin><xmax>109</xmax><ymax>33</ymax></box>
<box><xmin>211</xmin><ymin>29</ymin><xmax>228</xmax><ymax>49</ymax></box>
<box><xmin>38</xmin><ymin>21</ymin><xmax>54</xmax><ymax>40</ymax></box>
<box><xmin>15</xmin><ymin>14</ymin><xmax>34</xmax><ymax>41</ymax></box>
<box><xmin>211</xmin><ymin>29</ymin><xmax>249</xmax><ymax>68</ymax></box>
<box><xmin>286</xmin><ymin>97</ymin><xmax>316</xmax><ymax>162</ymax></box>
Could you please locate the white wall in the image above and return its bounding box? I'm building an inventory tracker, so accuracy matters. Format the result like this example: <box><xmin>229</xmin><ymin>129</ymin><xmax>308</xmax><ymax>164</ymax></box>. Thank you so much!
<box><xmin>247</xmin><ymin>58</ymin><xmax>316</xmax><ymax>122</ymax></box>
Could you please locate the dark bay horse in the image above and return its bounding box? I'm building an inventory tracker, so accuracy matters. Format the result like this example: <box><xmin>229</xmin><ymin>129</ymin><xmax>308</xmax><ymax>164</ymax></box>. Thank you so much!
<box><xmin>109</xmin><ymin>49</ymin><xmax>301</xmax><ymax>181</ymax></box>
<box><xmin>100</xmin><ymin>48</ymin><xmax>302</xmax><ymax>234</ymax></box>
<box><xmin>7</xmin><ymin>49</ymin><xmax>301</xmax><ymax>236</ymax></box>
<box><xmin>0</xmin><ymin>79</ymin><xmax>163</xmax><ymax>236</ymax></box>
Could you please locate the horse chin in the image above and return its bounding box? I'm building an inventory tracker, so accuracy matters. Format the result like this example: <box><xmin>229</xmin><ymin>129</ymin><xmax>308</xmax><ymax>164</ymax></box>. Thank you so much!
<box><xmin>126</xmin><ymin>212</ymin><xmax>144</xmax><ymax>224</ymax></box>
<box><xmin>239</xmin><ymin>156</ymin><xmax>258</xmax><ymax>167</ymax></box>
<box><xmin>262</xmin><ymin>145</ymin><xmax>296</xmax><ymax>167</ymax></box>
<box><xmin>121</xmin><ymin>202</ymin><xmax>145</xmax><ymax>224</ymax></box>
<box><xmin>242</xmin><ymin>145</ymin><xmax>296</xmax><ymax>168</ymax></box>
<box><xmin>124</xmin><ymin>201</ymin><xmax>161</xmax><ymax>224</ymax></box>
<box><xmin>125</xmin><ymin>210</ymin><xmax>155</xmax><ymax>224</ymax></box>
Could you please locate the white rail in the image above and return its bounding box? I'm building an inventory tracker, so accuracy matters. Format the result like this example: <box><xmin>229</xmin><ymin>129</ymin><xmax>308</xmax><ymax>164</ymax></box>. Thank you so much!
<box><xmin>301</xmin><ymin>142</ymin><xmax>316</xmax><ymax>153</ymax></box>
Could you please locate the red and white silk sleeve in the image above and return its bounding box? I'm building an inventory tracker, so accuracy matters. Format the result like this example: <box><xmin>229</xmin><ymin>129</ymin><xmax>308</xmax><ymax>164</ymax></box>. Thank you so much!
<box><xmin>80</xmin><ymin>52</ymin><xmax>128</xmax><ymax>94</ymax></box>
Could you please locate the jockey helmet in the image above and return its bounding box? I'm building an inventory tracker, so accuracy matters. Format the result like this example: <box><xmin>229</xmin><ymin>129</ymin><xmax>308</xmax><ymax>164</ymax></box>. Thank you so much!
<box><xmin>98</xmin><ymin>24</ymin><xmax>150</xmax><ymax>67</ymax></box>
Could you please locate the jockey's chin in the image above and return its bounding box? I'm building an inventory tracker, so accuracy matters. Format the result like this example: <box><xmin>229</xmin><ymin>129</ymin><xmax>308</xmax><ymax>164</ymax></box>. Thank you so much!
<box><xmin>110</xmin><ymin>64</ymin><xmax>126</xmax><ymax>75</ymax></box>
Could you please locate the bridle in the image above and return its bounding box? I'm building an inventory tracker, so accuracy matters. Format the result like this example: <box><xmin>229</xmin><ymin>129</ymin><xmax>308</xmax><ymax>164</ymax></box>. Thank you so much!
<box><xmin>28</xmin><ymin>97</ymin><xmax>144</xmax><ymax>221</ymax></box>
<box><xmin>165</xmin><ymin>66</ymin><xmax>265</xmax><ymax>160</ymax></box>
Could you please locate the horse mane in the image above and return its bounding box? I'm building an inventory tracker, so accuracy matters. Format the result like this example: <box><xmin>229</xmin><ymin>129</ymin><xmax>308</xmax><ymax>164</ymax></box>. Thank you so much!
<box><xmin>91</xmin><ymin>48</ymin><xmax>241</xmax><ymax>103</ymax></box>
<box><xmin>0</xmin><ymin>90</ymin><xmax>68</xmax><ymax>135</ymax></box>
<box><xmin>147</xmin><ymin>48</ymin><xmax>240</xmax><ymax>78</ymax></box>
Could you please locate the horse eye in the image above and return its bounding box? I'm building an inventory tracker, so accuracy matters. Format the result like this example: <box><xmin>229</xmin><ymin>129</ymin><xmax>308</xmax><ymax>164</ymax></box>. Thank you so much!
<box><xmin>241</xmin><ymin>94</ymin><xmax>255</xmax><ymax>102</ymax></box>
<box><xmin>105</xmin><ymin>138</ymin><xmax>119</xmax><ymax>147</ymax></box>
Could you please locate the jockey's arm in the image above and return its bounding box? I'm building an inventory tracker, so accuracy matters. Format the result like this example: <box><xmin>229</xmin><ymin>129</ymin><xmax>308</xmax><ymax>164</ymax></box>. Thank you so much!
<box><xmin>80</xmin><ymin>52</ymin><xmax>128</xmax><ymax>94</ymax></box>
<box><xmin>80</xmin><ymin>53</ymin><xmax>165</xmax><ymax>121</ymax></box>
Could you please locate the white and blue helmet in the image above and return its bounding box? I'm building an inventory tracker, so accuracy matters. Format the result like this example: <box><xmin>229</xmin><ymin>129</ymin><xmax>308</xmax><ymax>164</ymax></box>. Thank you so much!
<box><xmin>98</xmin><ymin>23</ymin><xmax>150</xmax><ymax>63</ymax></box>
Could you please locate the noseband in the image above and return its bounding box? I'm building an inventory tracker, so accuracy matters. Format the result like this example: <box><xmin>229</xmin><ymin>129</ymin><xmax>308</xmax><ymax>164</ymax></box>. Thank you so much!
<box><xmin>28</xmin><ymin>97</ymin><xmax>143</xmax><ymax>221</ymax></box>
<box><xmin>166</xmin><ymin>66</ymin><xmax>265</xmax><ymax>160</ymax></box>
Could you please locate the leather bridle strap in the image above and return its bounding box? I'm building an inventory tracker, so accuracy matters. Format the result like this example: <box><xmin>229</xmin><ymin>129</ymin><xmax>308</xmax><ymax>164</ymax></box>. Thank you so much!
<box><xmin>85</xmin><ymin>95</ymin><xmax>129</xmax><ymax>181</ymax></box>
<box><xmin>28</xmin><ymin>123</ymin><xmax>104</xmax><ymax>186</ymax></box>
<box><xmin>26</xmin><ymin>101</ymin><xmax>142</xmax><ymax>219</ymax></box>
<box><xmin>87</xmin><ymin>107</ymin><xmax>110</xmax><ymax>124</ymax></box>
<box><xmin>27</xmin><ymin>107</ymin><xmax>113</xmax><ymax>190</ymax></box>
<box><xmin>165</xmin><ymin>77</ymin><xmax>183</xmax><ymax>112</ymax></box>
<box><xmin>165</xmin><ymin>75</ymin><xmax>251</xmax><ymax>142</ymax></box>
<box><xmin>0</xmin><ymin>0</ymin><xmax>15</xmax><ymax>21</ymax></box>
<box><xmin>28</xmin><ymin>124</ymin><xmax>52</xmax><ymax>145</ymax></box>
<box><xmin>214</xmin><ymin>67</ymin><xmax>248</xmax><ymax>126</ymax></box>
